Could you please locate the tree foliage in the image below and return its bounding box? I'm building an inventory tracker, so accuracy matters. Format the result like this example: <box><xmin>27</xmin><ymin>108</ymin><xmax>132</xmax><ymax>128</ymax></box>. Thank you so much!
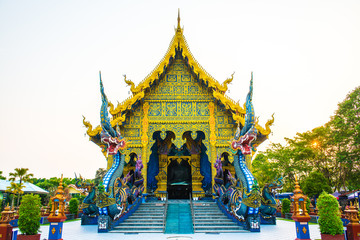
<box><xmin>69</xmin><ymin>198</ymin><xmax>79</xmax><ymax>215</ymax></box>
<box><xmin>253</xmin><ymin>86</ymin><xmax>360</xmax><ymax>192</ymax></box>
<box><xmin>302</xmin><ymin>171</ymin><xmax>332</xmax><ymax>198</ymax></box>
<box><xmin>317</xmin><ymin>192</ymin><xmax>344</xmax><ymax>235</ymax></box>
<box><xmin>8</xmin><ymin>168</ymin><xmax>33</xmax><ymax>206</ymax></box>
<box><xmin>18</xmin><ymin>194</ymin><xmax>41</xmax><ymax>235</ymax></box>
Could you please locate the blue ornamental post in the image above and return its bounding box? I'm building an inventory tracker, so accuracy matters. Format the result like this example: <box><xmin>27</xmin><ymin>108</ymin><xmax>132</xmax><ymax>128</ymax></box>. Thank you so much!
<box><xmin>47</xmin><ymin>175</ymin><xmax>67</xmax><ymax>240</ymax></box>
<box><xmin>291</xmin><ymin>175</ymin><xmax>311</xmax><ymax>240</ymax></box>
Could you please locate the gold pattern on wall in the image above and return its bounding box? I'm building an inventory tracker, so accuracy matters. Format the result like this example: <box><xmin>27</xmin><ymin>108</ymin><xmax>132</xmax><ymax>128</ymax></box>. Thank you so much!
<box><xmin>208</xmin><ymin>102</ymin><xmax>216</xmax><ymax>146</ymax></box>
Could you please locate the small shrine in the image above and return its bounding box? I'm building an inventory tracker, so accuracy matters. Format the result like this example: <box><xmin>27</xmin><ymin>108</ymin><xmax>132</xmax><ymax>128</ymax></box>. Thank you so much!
<box><xmin>47</xmin><ymin>175</ymin><xmax>67</xmax><ymax>240</ymax></box>
<box><xmin>291</xmin><ymin>175</ymin><xmax>311</xmax><ymax>240</ymax></box>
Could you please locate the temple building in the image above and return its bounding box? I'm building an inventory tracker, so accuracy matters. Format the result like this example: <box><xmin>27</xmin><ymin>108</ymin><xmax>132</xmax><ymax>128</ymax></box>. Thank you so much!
<box><xmin>79</xmin><ymin>11</ymin><xmax>280</xmax><ymax>232</ymax></box>
<box><xmin>82</xmin><ymin>12</ymin><xmax>275</xmax><ymax>233</ymax></box>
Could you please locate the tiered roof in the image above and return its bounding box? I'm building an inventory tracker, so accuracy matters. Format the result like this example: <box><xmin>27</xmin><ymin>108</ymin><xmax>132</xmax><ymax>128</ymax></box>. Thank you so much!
<box><xmin>83</xmin><ymin>11</ymin><xmax>274</xmax><ymax>142</ymax></box>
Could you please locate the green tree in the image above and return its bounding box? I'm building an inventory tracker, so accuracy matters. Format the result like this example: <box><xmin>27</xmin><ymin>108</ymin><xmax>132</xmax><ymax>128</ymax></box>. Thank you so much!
<box><xmin>18</xmin><ymin>194</ymin><xmax>41</xmax><ymax>235</ymax></box>
<box><xmin>69</xmin><ymin>198</ymin><xmax>79</xmax><ymax>215</ymax></box>
<box><xmin>281</xmin><ymin>198</ymin><xmax>291</xmax><ymax>214</ymax></box>
<box><xmin>8</xmin><ymin>168</ymin><xmax>34</xmax><ymax>206</ymax></box>
<box><xmin>317</xmin><ymin>192</ymin><xmax>344</xmax><ymax>235</ymax></box>
<box><xmin>302</xmin><ymin>171</ymin><xmax>332</xmax><ymax>198</ymax></box>
<box><xmin>0</xmin><ymin>171</ymin><xmax>6</xmax><ymax>180</ymax></box>
<box><xmin>329</xmin><ymin>86</ymin><xmax>360</xmax><ymax>191</ymax></box>
<box><xmin>5</xmin><ymin>182</ymin><xmax>24</xmax><ymax>207</ymax></box>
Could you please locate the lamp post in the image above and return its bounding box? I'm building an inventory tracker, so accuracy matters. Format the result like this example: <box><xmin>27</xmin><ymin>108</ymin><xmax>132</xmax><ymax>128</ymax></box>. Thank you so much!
<box><xmin>47</xmin><ymin>175</ymin><xmax>67</xmax><ymax>240</ymax></box>
<box><xmin>291</xmin><ymin>175</ymin><xmax>311</xmax><ymax>240</ymax></box>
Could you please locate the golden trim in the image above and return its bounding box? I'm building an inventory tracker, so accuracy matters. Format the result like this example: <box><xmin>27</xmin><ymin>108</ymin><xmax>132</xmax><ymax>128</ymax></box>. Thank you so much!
<box><xmin>141</xmin><ymin>102</ymin><xmax>150</xmax><ymax>146</ymax></box>
<box><xmin>128</xmin><ymin>144</ymin><xmax>143</xmax><ymax>148</ymax></box>
<box><xmin>149</xmin><ymin>120</ymin><xmax>208</xmax><ymax>124</ymax></box>
<box><xmin>146</xmin><ymin>99</ymin><xmax>210</xmax><ymax>102</ymax></box>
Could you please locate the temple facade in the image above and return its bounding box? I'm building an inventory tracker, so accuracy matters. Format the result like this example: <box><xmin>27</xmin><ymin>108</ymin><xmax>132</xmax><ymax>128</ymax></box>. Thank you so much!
<box><xmin>83</xmin><ymin>13</ymin><xmax>273</xmax><ymax>202</ymax></box>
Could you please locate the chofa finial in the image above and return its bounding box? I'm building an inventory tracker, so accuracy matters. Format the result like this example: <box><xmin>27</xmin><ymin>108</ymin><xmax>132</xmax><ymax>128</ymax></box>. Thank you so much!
<box><xmin>177</xmin><ymin>9</ymin><xmax>181</xmax><ymax>29</ymax></box>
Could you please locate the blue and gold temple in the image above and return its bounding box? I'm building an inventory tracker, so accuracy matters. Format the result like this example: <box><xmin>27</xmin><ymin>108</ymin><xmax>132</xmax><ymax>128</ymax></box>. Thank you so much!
<box><xmin>82</xmin><ymin>12</ymin><xmax>276</xmax><ymax>233</ymax></box>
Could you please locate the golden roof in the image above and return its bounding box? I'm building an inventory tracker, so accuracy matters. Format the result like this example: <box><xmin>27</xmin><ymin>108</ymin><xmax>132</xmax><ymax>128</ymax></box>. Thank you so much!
<box><xmin>83</xmin><ymin>12</ymin><xmax>274</xmax><ymax>139</ymax></box>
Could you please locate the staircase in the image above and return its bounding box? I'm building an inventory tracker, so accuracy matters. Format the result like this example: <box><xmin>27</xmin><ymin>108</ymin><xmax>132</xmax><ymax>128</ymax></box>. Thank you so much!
<box><xmin>193</xmin><ymin>201</ymin><xmax>247</xmax><ymax>233</ymax></box>
<box><xmin>111</xmin><ymin>202</ymin><xmax>165</xmax><ymax>233</ymax></box>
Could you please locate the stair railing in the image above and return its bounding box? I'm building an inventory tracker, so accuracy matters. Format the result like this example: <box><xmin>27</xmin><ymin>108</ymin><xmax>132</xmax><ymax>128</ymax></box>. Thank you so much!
<box><xmin>190</xmin><ymin>193</ymin><xmax>195</xmax><ymax>233</ymax></box>
<box><xmin>163</xmin><ymin>192</ymin><xmax>168</xmax><ymax>233</ymax></box>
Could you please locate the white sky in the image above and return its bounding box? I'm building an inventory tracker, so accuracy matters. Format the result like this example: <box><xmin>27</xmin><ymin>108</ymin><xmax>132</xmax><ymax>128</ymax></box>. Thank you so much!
<box><xmin>0</xmin><ymin>0</ymin><xmax>359</xmax><ymax>179</ymax></box>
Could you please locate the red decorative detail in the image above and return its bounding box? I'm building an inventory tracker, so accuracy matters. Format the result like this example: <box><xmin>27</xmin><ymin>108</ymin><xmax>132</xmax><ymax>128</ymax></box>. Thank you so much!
<box><xmin>101</xmin><ymin>131</ymin><xmax>126</xmax><ymax>155</ymax></box>
<box><xmin>17</xmin><ymin>234</ymin><xmax>41</xmax><ymax>240</ymax></box>
<box><xmin>231</xmin><ymin>131</ymin><xmax>257</xmax><ymax>155</ymax></box>
<box><xmin>320</xmin><ymin>233</ymin><xmax>345</xmax><ymax>240</ymax></box>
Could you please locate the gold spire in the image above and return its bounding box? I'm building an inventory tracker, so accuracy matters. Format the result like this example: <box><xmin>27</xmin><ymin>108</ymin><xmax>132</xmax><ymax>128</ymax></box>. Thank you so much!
<box><xmin>176</xmin><ymin>9</ymin><xmax>182</xmax><ymax>34</ymax></box>
<box><xmin>178</xmin><ymin>9</ymin><xmax>180</xmax><ymax>28</ymax></box>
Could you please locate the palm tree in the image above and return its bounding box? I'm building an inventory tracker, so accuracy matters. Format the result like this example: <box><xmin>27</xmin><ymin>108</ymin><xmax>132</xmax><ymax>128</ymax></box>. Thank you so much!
<box><xmin>6</xmin><ymin>182</ymin><xmax>24</xmax><ymax>207</ymax></box>
<box><xmin>8</xmin><ymin>168</ymin><xmax>34</xmax><ymax>206</ymax></box>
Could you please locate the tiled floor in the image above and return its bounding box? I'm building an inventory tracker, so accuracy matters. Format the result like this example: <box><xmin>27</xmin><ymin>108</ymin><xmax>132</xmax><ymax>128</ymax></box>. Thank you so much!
<box><xmin>33</xmin><ymin>219</ymin><xmax>322</xmax><ymax>240</ymax></box>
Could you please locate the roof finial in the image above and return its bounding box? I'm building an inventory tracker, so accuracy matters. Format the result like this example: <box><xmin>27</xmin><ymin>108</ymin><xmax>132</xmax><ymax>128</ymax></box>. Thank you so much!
<box><xmin>177</xmin><ymin>8</ymin><xmax>181</xmax><ymax>29</ymax></box>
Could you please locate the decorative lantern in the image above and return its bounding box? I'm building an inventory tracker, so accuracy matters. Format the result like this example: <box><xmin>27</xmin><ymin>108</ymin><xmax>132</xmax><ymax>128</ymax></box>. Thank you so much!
<box><xmin>291</xmin><ymin>175</ymin><xmax>311</xmax><ymax>240</ymax></box>
<box><xmin>47</xmin><ymin>175</ymin><xmax>67</xmax><ymax>240</ymax></box>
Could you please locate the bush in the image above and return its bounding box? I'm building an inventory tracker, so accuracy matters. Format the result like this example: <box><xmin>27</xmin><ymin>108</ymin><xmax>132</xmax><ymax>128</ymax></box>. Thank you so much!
<box><xmin>281</xmin><ymin>198</ymin><xmax>291</xmax><ymax>214</ymax></box>
<box><xmin>69</xmin><ymin>198</ymin><xmax>79</xmax><ymax>215</ymax></box>
<box><xmin>317</xmin><ymin>191</ymin><xmax>343</xmax><ymax>235</ymax></box>
<box><xmin>18</xmin><ymin>194</ymin><xmax>41</xmax><ymax>235</ymax></box>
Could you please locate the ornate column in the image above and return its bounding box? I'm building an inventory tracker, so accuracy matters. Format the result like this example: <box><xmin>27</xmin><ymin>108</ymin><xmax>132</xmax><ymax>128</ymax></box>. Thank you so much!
<box><xmin>291</xmin><ymin>175</ymin><xmax>311</xmax><ymax>240</ymax></box>
<box><xmin>208</xmin><ymin>102</ymin><xmax>217</xmax><ymax>191</ymax></box>
<box><xmin>47</xmin><ymin>175</ymin><xmax>67</xmax><ymax>240</ymax></box>
<box><xmin>141</xmin><ymin>102</ymin><xmax>150</xmax><ymax>193</ymax></box>
<box><xmin>155</xmin><ymin>154</ymin><xmax>168</xmax><ymax>197</ymax></box>
<box><xmin>0</xmin><ymin>205</ymin><xmax>15</xmax><ymax>240</ymax></box>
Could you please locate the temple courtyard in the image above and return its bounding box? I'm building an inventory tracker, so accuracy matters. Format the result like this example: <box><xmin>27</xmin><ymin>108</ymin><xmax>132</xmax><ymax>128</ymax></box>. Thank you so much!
<box><xmin>29</xmin><ymin>219</ymin><xmax>322</xmax><ymax>240</ymax></box>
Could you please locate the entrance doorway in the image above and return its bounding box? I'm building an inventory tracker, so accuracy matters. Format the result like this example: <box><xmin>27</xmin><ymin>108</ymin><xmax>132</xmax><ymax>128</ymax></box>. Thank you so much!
<box><xmin>167</xmin><ymin>157</ymin><xmax>192</xmax><ymax>199</ymax></box>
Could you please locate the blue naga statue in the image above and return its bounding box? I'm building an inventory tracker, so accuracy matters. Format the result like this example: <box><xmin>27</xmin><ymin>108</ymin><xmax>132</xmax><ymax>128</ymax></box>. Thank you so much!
<box><xmin>259</xmin><ymin>177</ymin><xmax>283</xmax><ymax>224</ymax></box>
<box><xmin>213</xmin><ymin>73</ymin><xmax>262</xmax><ymax>231</ymax></box>
<box><xmin>75</xmin><ymin>174</ymin><xmax>99</xmax><ymax>216</ymax></box>
<box><xmin>95</xmin><ymin>72</ymin><xmax>144</xmax><ymax>231</ymax></box>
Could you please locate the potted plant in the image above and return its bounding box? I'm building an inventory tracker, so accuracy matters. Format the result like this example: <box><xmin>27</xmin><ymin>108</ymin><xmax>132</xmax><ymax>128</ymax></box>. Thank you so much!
<box><xmin>317</xmin><ymin>191</ymin><xmax>344</xmax><ymax>240</ymax></box>
<box><xmin>17</xmin><ymin>194</ymin><xmax>41</xmax><ymax>240</ymax></box>
<box><xmin>69</xmin><ymin>198</ymin><xmax>79</xmax><ymax>218</ymax></box>
<box><xmin>281</xmin><ymin>198</ymin><xmax>291</xmax><ymax>218</ymax></box>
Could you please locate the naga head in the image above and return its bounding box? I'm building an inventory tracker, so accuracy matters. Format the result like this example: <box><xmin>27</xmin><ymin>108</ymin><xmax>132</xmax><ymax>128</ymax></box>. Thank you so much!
<box><xmin>101</xmin><ymin>126</ymin><xmax>127</xmax><ymax>155</ymax></box>
<box><xmin>230</xmin><ymin>73</ymin><xmax>258</xmax><ymax>155</ymax></box>
<box><xmin>266</xmin><ymin>176</ymin><xmax>284</xmax><ymax>192</ymax></box>
<box><xmin>99</xmin><ymin>72</ymin><xmax>128</xmax><ymax>155</ymax></box>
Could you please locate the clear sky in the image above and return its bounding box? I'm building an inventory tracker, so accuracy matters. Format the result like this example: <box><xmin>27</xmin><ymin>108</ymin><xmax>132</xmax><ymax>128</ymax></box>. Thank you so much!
<box><xmin>0</xmin><ymin>0</ymin><xmax>359</xmax><ymax>179</ymax></box>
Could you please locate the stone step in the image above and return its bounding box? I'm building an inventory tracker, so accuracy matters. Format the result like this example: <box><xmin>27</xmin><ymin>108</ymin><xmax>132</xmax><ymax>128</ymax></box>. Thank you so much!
<box><xmin>119</xmin><ymin>222</ymin><xmax>163</xmax><ymax>226</ymax></box>
<box><xmin>114</xmin><ymin>225</ymin><xmax>163</xmax><ymax>230</ymax></box>
<box><xmin>110</xmin><ymin>229</ymin><xmax>163</xmax><ymax>233</ymax></box>
<box><xmin>195</xmin><ymin>229</ymin><xmax>248</xmax><ymax>233</ymax></box>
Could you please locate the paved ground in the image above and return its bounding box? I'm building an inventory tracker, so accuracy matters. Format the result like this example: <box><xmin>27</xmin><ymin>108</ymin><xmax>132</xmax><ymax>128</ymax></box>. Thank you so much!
<box><xmin>32</xmin><ymin>219</ymin><xmax>322</xmax><ymax>240</ymax></box>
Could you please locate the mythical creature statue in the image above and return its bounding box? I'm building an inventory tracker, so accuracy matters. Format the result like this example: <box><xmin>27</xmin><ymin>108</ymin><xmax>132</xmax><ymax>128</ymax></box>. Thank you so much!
<box><xmin>95</xmin><ymin>73</ymin><xmax>143</xmax><ymax>231</ymax></box>
<box><xmin>213</xmin><ymin>73</ymin><xmax>262</xmax><ymax>231</ymax></box>
<box><xmin>259</xmin><ymin>177</ymin><xmax>283</xmax><ymax>223</ymax></box>
<box><xmin>75</xmin><ymin>174</ymin><xmax>99</xmax><ymax>216</ymax></box>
